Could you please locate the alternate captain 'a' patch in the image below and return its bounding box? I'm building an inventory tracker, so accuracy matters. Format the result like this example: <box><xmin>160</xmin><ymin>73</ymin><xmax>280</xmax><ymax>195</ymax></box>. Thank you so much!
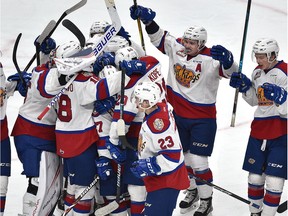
<box><xmin>153</xmin><ymin>118</ymin><xmax>164</xmax><ymax>131</ymax></box>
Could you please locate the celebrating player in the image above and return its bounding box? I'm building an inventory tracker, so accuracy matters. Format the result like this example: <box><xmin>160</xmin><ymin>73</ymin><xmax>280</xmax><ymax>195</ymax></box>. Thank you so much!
<box><xmin>230</xmin><ymin>38</ymin><xmax>287</xmax><ymax>216</ymax></box>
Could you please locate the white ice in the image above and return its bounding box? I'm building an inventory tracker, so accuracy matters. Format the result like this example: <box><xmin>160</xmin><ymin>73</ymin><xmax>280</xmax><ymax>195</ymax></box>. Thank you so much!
<box><xmin>1</xmin><ymin>0</ymin><xmax>287</xmax><ymax>215</ymax></box>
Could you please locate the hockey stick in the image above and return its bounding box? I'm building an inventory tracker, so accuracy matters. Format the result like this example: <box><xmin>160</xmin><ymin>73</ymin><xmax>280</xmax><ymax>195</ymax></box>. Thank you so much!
<box><xmin>230</xmin><ymin>0</ymin><xmax>252</xmax><ymax>127</ymax></box>
<box><xmin>133</xmin><ymin>0</ymin><xmax>146</xmax><ymax>54</ymax></box>
<box><xmin>95</xmin><ymin>66</ymin><xmax>128</xmax><ymax>216</ymax></box>
<box><xmin>190</xmin><ymin>174</ymin><xmax>261</xmax><ymax>209</ymax></box>
<box><xmin>62</xmin><ymin>19</ymin><xmax>86</xmax><ymax>48</ymax></box>
<box><xmin>35</xmin><ymin>20</ymin><xmax>57</xmax><ymax>66</ymax></box>
<box><xmin>61</xmin><ymin>176</ymin><xmax>99</xmax><ymax>216</ymax></box>
<box><xmin>37</xmin><ymin>0</ymin><xmax>122</xmax><ymax>121</ymax></box>
<box><xmin>24</xmin><ymin>0</ymin><xmax>87</xmax><ymax>71</ymax></box>
<box><xmin>277</xmin><ymin>200</ymin><xmax>287</xmax><ymax>213</ymax></box>
<box><xmin>12</xmin><ymin>33</ymin><xmax>25</xmax><ymax>85</ymax></box>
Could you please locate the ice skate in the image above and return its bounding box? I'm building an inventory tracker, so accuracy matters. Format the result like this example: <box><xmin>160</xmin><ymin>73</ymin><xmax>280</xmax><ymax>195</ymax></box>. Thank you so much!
<box><xmin>179</xmin><ymin>188</ymin><xmax>199</xmax><ymax>214</ymax></box>
<box><xmin>194</xmin><ymin>197</ymin><xmax>213</xmax><ymax>216</ymax></box>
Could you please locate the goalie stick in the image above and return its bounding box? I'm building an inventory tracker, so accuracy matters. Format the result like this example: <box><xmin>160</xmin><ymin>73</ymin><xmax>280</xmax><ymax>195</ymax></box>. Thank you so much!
<box><xmin>277</xmin><ymin>200</ymin><xmax>287</xmax><ymax>213</ymax></box>
<box><xmin>62</xmin><ymin>19</ymin><xmax>86</xmax><ymax>48</ymax></box>
<box><xmin>24</xmin><ymin>0</ymin><xmax>87</xmax><ymax>71</ymax></box>
<box><xmin>61</xmin><ymin>176</ymin><xmax>99</xmax><ymax>216</ymax></box>
<box><xmin>230</xmin><ymin>0</ymin><xmax>252</xmax><ymax>127</ymax></box>
<box><xmin>37</xmin><ymin>0</ymin><xmax>121</xmax><ymax>121</ymax></box>
<box><xmin>190</xmin><ymin>174</ymin><xmax>261</xmax><ymax>209</ymax></box>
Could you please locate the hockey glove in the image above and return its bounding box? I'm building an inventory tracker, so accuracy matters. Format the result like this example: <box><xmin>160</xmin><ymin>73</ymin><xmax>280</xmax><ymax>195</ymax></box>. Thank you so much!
<box><xmin>120</xmin><ymin>60</ymin><xmax>146</xmax><ymax>77</ymax></box>
<box><xmin>93</xmin><ymin>52</ymin><xmax>116</xmax><ymax>76</ymax></box>
<box><xmin>106</xmin><ymin>138</ymin><xmax>127</xmax><ymax>164</ymax></box>
<box><xmin>95</xmin><ymin>157</ymin><xmax>113</xmax><ymax>180</ymax></box>
<box><xmin>129</xmin><ymin>5</ymin><xmax>156</xmax><ymax>25</ymax></box>
<box><xmin>34</xmin><ymin>37</ymin><xmax>56</xmax><ymax>55</ymax></box>
<box><xmin>7</xmin><ymin>71</ymin><xmax>32</xmax><ymax>97</ymax></box>
<box><xmin>94</xmin><ymin>96</ymin><xmax>116</xmax><ymax>114</ymax></box>
<box><xmin>210</xmin><ymin>45</ymin><xmax>234</xmax><ymax>69</ymax></box>
<box><xmin>229</xmin><ymin>72</ymin><xmax>251</xmax><ymax>93</ymax></box>
<box><xmin>262</xmin><ymin>83</ymin><xmax>287</xmax><ymax>105</ymax></box>
<box><xmin>130</xmin><ymin>157</ymin><xmax>162</xmax><ymax>178</ymax></box>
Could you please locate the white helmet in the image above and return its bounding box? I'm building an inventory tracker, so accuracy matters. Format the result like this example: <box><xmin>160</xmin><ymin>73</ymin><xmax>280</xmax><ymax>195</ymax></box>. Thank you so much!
<box><xmin>252</xmin><ymin>38</ymin><xmax>279</xmax><ymax>62</ymax></box>
<box><xmin>114</xmin><ymin>46</ymin><xmax>139</xmax><ymax>68</ymax></box>
<box><xmin>104</xmin><ymin>36</ymin><xmax>129</xmax><ymax>54</ymax></box>
<box><xmin>53</xmin><ymin>41</ymin><xmax>82</xmax><ymax>59</ymax></box>
<box><xmin>133</xmin><ymin>81</ymin><xmax>161</xmax><ymax>110</ymax></box>
<box><xmin>90</xmin><ymin>21</ymin><xmax>110</xmax><ymax>37</ymax></box>
<box><xmin>183</xmin><ymin>25</ymin><xmax>207</xmax><ymax>48</ymax></box>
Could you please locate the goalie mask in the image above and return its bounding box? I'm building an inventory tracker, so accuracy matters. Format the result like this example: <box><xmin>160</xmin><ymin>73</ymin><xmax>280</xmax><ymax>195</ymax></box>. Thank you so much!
<box><xmin>52</xmin><ymin>41</ymin><xmax>82</xmax><ymax>59</ymax></box>
<box><xmin>133</xmin><ymin>81</ymin><xmax>161</xmax><ymax>110</ymax></box>
<box><xmin>115</xmin><ymin>46</ymin><xmax>139</xmax><ymax>69</ymax></box>
<box><xmin>183</xmin><ymin>26</ymin><xmax>207</xmax><ymax>50</ymax></box>
<box><xmin>252</xmin><ymin>38</ymin><xmax>279</xmax><ymax>63</ymax></box>
<box><xmin>90</xmin><ymin>20</ymin><xmax>110</xmax><ymax>37</ymax></box>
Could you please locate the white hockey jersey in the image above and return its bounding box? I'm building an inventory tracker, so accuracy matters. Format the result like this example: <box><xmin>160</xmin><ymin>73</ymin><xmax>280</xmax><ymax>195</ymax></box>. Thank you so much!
<box><xmin>242</xmin><ymin>61</ymin><xmax>287</xmax><ymax>139</ymax></box>
<box><xmin>11</xmin><ymin>63</ymin><xmax>57</xmax><ymax>141</ymax></box>
<box><xmin>137</xmin><ymin>102</ymin><xmax>189</xmax><ymax>192</ymax></box>
<box><xmin>148</xmin><ymin>29</ymin><xmax>238</xmax><ymax>119</ymax></box>
<box><xmin>44</xmin><ymin>68</ymin><xmax>130</xmax><ymax>157</ymax></box>
<box><xmin>0</xmin><ymin>62</ymin><xmax>16</xmax><ymax>141</ymax></box>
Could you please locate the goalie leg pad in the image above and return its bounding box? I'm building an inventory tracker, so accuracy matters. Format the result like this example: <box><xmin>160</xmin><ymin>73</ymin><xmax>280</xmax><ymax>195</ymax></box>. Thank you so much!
<box><xmin>26</xmin><ymin>151</ymin><xmax>62</xmax><ymax>216</ymax></box>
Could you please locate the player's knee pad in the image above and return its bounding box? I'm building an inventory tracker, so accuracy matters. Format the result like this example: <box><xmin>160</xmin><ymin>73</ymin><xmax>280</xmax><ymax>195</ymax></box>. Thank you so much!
<box><xmin>74</xmin><ymin>184</ymin><xmax>96</xmax><ymax>200</ymax></box>
<box><xmin>248</xmin><ymin>173</ymin><xmax>265</xmax><ymax>186</ymax></box>
<box><xmin>0</xmin><ymin>176</ymin><xmax>8</xmax><ymax>196</ymax></box>
<box><xmin>189</xmin><ymin>154</ymin><xmax>209</xmax><ymax>171</ymax></box>
<box><xmin>127</xmin><ymin>185</ymin><xmax>146</xmax><ymax>202</ymax></box>
<box><xmin>265</xmin><ymin>175</ymin><xmax>285</xmax><ymax>193</ymax></box>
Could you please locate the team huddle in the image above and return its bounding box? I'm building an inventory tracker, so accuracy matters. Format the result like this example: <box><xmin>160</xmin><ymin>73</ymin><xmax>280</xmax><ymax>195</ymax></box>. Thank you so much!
<box><xmin>0</xmin><ymin>2</ymin><xmax>287</xmax><ymax>216</ymax></box>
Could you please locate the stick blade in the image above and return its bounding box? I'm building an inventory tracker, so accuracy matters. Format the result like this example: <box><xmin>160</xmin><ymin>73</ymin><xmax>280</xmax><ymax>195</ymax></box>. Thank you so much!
<box><xmin>94</xmin><ymin>201</ymin><xmax>119</xmax><ymax>216</ymax></box>
<box><xmin>277</xmin><ymin>200</ymin><xmax>287</xmax><ymax>213</ymax></box>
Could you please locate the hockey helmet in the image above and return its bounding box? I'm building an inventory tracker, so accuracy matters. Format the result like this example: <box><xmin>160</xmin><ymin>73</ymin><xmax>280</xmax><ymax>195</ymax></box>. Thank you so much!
<box><xmin>90</xmin><ymin>20</ymin><xmax>110</xmax><ymax>37</ymax></box>
<box><xmin>252</xmin><ymin>38</ymin><xmax>279</xmax><ymax>62</ymax></box>
<box><xmin>133</xmin><ymin>81</ymin><xmax>161</xmax><ymax>110</ymax></box>
<box><xmin>53</xmin><ymin>41</ymin><xmax>82</xmax><ymax>59</ymax></box>
<box><xmin>114</xmin><ymin>46</ymin><xmax>139</xmax><ymax>69</ymax></box>
<box><xmin>183</xmin><ymin>25</ymin><xmax>207</xmax><ymax>48</ymax></box>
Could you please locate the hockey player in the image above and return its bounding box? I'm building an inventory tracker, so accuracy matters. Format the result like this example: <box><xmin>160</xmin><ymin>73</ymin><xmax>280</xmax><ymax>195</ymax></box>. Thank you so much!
<box><xmin>95</xmin><ymin>46</ymin><xmax>167</xmax><ymax>215</ymax></box>
<box><xmin>10</xmin><ymin>37</ymin><xmax>59</xmax><ymax>216</ymax></box>
<box><xmin>42</xmin><ymin>43</ymin><xmax>147</xmax><ymax>215</ymax></box>
<box><xmin>230</xmin><ymin>38</ymin><xmax>287</xmax><ymax>216</ymax></box>
<box><xmin>129</xmin><ymin>5</ymin><xmax>238</xmax><ymax>216</ymax></box>
<box><xmin>130</xmin><ymin>81</ymin><xmax>189</xmax><ymax>215</ymax></box>
<box><xmin>0</xmin><ymin>59</ymin><xmax>30</xmax><ymax>216</ymax></box>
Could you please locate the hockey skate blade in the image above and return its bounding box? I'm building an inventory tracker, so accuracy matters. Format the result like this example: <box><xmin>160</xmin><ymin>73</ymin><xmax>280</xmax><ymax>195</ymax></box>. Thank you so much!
<box><xmin>94</xmin><ymin>201</ymin><xmax>119</xmax><ymax>216</ymax></box>
<box><xmin>180</xmin><ymin>202</ymin><xmax>199</xmax><ymax>214</ymax></box>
